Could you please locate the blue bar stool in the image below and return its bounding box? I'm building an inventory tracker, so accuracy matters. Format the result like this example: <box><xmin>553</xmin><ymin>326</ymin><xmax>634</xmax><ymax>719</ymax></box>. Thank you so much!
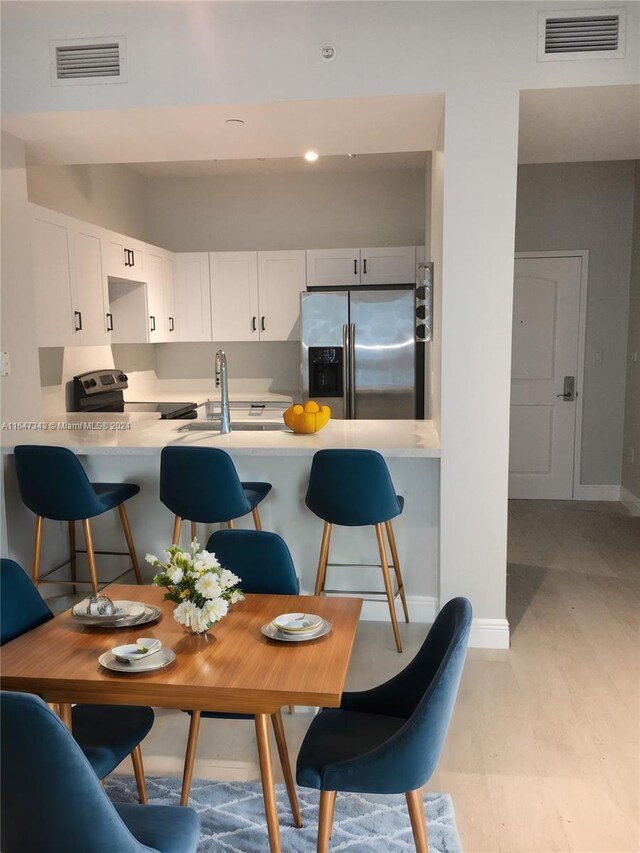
<box><xmin>160</xmin><ymin>446</ymin><xmax>272</xmax><ymax>545</ymax></box>
<box><xmin>14</xmin><ymin>445</ymin><xmax>142</xmax><ymax>595</ymax></box>
<box><xmin>305</xmin><ymin>449</ymin><xmax>409</xmax><ymax>653</ymax></box>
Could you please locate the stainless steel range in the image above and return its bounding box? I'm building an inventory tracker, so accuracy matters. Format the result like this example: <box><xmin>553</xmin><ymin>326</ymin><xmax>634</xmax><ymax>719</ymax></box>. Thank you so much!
<box><xmin>72</xmin><ymin>370</ymin><xmax>198</xmax><ymax>420</ymax></box>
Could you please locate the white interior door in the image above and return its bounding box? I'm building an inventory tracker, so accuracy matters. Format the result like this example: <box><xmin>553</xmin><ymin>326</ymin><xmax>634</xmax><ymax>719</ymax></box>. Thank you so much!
<box><xmin>509</xmin><ymin>255</ymin><xmax>583</xmax><ymax>499</ymax></box>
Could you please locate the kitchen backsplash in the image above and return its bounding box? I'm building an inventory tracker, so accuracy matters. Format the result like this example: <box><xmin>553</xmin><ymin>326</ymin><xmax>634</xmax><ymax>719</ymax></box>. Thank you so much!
<box><xmin>39</xmin><ymin>340</ymin><xmax>300</xmax><ymax>416</ymax></box>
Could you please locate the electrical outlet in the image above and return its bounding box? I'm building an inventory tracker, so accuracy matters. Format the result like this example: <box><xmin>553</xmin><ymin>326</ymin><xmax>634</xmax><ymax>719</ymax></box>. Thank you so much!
<box><xmin>631</xmin><ymin>352</ymin><xmax>638</xmax><ymax>363</ymax></box>
<box><xmin>593</xmin><ymin>350</ymin><xmax>603</xmax><ymax>364</ymax></box>
<box><xmin>631</xmin><ymin>447</ymin><xmax>635</xmax><ymax>465</ymax></box>
<box><xmin>1</xmin><ymin>351</ymin><xmax>10</xmax><ymax>377</ymax></box>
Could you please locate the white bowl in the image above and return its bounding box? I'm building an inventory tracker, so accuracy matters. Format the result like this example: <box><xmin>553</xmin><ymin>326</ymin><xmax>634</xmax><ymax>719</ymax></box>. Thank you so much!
<box><xmin>273</xmin><ymin>613</ymin><xmax>324</xmax><ymax>634</ymax></box>
<box><xmin>111</xmin><ymin>638</ymin><xmax>162</xmax><ymax>663</ymax></box>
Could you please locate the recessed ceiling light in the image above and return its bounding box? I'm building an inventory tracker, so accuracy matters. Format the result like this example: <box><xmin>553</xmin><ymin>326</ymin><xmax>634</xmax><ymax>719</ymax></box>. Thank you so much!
<box><xmin>225</xmin><ymin>118</ymin><xmax>245</xmax><ymax>126</ymax></box>
<box><xmin>304</xmin><ymin>151</ymin><xmax>319</xmax><ymax>162</ymax></box>
<box><xmin>257</xmin><ymin>157</ymin><xmax>266</xmax><ymax>162</ymax></box>
<box><xmin>347</xmin><ymin>153</ymin><xmax>357</xmax><ymax>158</ymax></box>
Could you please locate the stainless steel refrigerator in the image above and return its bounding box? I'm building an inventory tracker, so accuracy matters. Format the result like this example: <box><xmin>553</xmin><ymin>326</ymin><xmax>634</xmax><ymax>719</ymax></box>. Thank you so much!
<box><xmin>301</xmin><ymin>289</ymin><xmax>422</xmax><ymax>419</ymax></box>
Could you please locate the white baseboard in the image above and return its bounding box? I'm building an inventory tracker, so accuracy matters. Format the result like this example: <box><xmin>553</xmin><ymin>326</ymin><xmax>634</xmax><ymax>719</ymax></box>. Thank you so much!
<box><xmin>573</xmin><ymin>484</ymin><xmax>621</xmax><ymax>501</ymax></box>
<box><xmin>620</xmin><ymin>486</ymin><xmax>640</xmax><ymax>516</ymax></box>
<box><xmin>317</xmin><ymin>590</ymin><xmax>510</xmax><ymax>649</ymax></box>
<box><xmin>470</xmin><ymin>618</ymin><xmax>510</xmax><ymax>649</ymax></box>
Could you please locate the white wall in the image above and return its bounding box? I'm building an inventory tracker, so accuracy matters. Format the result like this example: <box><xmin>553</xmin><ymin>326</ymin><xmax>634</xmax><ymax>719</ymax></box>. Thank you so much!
<box><xmin>27</xmin><ymin>163</ymin><xmax>150</xmax><ymax>241</ymax></box>
<box><xmin>622</xmin><ymin>162</ymin><xmax>640</xmax><ymax>500</ymax></box>
<box><xmin>515</xmin><ymin>161</ymin><xmax>635</xmax><ymax>487</ymax></box>
<box><xmin>145</xmin><ymin>166</ymin><xmax>427</xmax><ymax>252</ymax></box>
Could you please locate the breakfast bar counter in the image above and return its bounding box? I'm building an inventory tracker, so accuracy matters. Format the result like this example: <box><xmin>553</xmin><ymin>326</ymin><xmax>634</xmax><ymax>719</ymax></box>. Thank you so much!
<box><xmin>2</xmin><ymin>418</ymin><xmax>441</xmax><ymax>624</ymax></box>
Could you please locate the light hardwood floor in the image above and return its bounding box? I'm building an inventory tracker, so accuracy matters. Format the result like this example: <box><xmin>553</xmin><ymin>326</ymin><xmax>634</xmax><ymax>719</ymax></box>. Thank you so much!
<box><xmin>115</xmin><ymin>500</ymin><xmax>639</xmax><ymax>852</ymax></box>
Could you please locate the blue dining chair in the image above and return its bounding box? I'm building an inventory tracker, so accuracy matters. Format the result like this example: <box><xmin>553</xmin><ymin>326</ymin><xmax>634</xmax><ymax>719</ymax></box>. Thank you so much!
<box><xmin>296</xmin><ymin>596</ymin><xmax>472</xmax><ymax>852</ymax></box>
<box><xmin>179</xmin><ymin>529</ymin><xmax>302</xmax><ymax>830</ymax></box>
<box><xmin>14</xmin><ymin>444</ymin><xmax>142</xmax><ymax>595</ymax></box>
<box><xmin>305</xmin><ymin>449</ymin><xmax>409</xmax><ymax>652</ymax></box>
<box><xmin>0</xmin><ymin>558</ymin><xmax>154</xmax><ymax>803</ymax></box>
<box><xmin>160</xmin><ymin>446</ymin><xmax>272</xmax><ymax>545</ymax></box>
<box><xmin>0</xmin><ymin>692</ymin><xmax>200</xmax><ymax>853</ymax></box>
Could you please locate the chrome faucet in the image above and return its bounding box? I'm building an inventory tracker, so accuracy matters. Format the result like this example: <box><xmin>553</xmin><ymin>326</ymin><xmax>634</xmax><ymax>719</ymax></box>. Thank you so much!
<box><xmin>215</xmin><ymin>349</ymin><xmax>231</xmax><ymax>434</ymax></box>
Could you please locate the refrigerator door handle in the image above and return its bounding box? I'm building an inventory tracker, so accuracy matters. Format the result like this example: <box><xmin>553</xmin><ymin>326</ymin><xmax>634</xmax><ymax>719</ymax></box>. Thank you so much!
<box><xmin>349</xmin><ymin>322</ymin><xmax>356</xmax><ymax>419</ymax></box>
<box><xmin>342</xmin><ymin>323</ymin><xmax>349</xmax><ymax>419</ymax></box>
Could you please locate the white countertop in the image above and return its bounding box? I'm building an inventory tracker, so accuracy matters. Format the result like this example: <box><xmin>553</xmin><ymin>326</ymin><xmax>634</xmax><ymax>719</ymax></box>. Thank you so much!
<box><xmin>126</xmin><ymin>387</ymin><xmax>294</xmax><ymax>406</ymax></box>
<box><xmin>1</xmin><ymin>417</ymin><xmax>441</xmax><ymax>458</ymax></box>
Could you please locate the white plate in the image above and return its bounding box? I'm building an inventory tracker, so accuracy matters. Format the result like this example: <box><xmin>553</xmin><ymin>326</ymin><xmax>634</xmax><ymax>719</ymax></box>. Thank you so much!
<box><xmin>112</xmin><ymin>638</ymin><xmax>163</xmax><ymax>663</ymax></box>
<box><xmin>73</xmin><ymin>604</ymin><xmax>162</xmax><ymax>628</ymax></box>
<box><xmin>273</xmin><ymin>612</ymin><xmax>324</xmax><ymax>634</ymax></box>
<box><xmin>99</xmin><ymin>647</ymin><xmax>176</xmax><ymax>673</ymax></box>
<box><xmin>262</xmin><ymin>619</ymin><xmax>331</xmax><ymax>643</ymax></box>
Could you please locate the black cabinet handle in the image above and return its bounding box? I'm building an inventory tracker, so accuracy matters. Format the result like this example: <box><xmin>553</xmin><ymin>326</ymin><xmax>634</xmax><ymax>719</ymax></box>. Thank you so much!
<box><xmin>353</xmin><ymin>259</ymin><xmax>358</xmax><ymax>275</ymax></box>
<box><xmin>74</xmin><ymin>310</ymin><xmax>82</xmax><ymax>332</ymax></box>
<box><xmin>124</xmin><ymin>249</ymin><xmax>130</xmax><ymax>267</ymax></box>
<box><xmin>261</xmin><ymin>316</ymin><xmax>266</xmax><ymax>332</ymax></box>
<box><xmin>106</xmin><ymin>313</ymin><xmax>113</xmax><ymax>332</ymax></box>
<box><xmin>169</xmin><ymin>317</ymin><xmax>175</xmax><ymax>332</ymax></box>
<box><xmin>363</xmin><ymin>258</ymin><xmax>367</xmax><ymax>275</ymax></box>
<box><xmin>124</xmin><ymin>248</ymin><xmax>135</xmax><ymax>268</ymax></box>
<box><xmin>150</xmin><ymin>315</ymin><xmax>156</xmax><ymax>332</ymax></box>
<box><xmin>251</xmin><ymin>316</ymin><xmax>257</xmax><ymax>332</ymax></box>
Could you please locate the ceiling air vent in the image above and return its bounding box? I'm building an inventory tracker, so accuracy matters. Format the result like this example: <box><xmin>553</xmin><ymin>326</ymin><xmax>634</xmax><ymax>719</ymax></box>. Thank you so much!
<box><xmin>50</xmin><ymin>36</ymin><xmax>127</xmax><ymax>86</ymax></box>
<box><xmin>538</xmin><ymin>8</ymin><xmax>626</xmax><ymax>61</ymax></box>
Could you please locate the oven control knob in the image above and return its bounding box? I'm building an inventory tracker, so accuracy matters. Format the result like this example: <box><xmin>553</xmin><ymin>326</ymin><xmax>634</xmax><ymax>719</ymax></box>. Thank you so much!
<box><xmin>90</xmin><ymin>379</ymin><xmax>97</xmax><ymax>387</ymax></box>
<box><xmin>118</xmin><ymin>374</ymin><xmax>127</xmax><ymax>382</ymax></box>
<box><xmin>83</xmin><ymin>380</ymin><xmax>91</xmax><ymax>389</ymax></box>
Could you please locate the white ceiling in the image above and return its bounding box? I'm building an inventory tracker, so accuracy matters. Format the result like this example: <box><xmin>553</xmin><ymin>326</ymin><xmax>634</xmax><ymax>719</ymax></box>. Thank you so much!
<box><xmin>3</xmin><ymin>85</ymin><xmax>638</xmax><ymax>172</ymax></box>
<box><xmin>2</xmin><ymin>94</ymin><xmax>444</xmax><ymax>167</ymax></box>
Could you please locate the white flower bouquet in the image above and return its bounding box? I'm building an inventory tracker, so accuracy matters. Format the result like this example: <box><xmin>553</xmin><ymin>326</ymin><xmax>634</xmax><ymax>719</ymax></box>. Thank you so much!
<box><xmin>147</xmin><ymin>539</ymin><xmax>244</xmax><ymax>634</ymax></box>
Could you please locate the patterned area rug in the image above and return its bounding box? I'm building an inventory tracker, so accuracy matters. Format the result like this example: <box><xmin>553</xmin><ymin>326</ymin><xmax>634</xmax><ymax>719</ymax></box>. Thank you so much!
<box><xmin>106</xmin><ymin>775</ymin><xmax>462</xmax><ymax>852</ymax></box>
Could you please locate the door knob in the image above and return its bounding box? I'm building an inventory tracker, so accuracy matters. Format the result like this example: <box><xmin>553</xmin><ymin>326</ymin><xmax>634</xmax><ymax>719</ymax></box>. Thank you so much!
<box><xmin>556</xmin><ymin>375</ymin><xmax>576</xmax><ymax>401</ymax></box>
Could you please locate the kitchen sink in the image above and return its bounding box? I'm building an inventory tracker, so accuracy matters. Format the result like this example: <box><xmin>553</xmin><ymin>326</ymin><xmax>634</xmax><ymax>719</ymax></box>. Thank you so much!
<box><xmin>178</xmin><ymin>421</ymin><xmax>289</xmax><ymax>433</ymax></box>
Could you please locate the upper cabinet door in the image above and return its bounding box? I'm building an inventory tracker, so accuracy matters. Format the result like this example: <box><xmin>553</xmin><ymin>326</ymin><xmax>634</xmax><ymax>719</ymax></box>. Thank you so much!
<box><xmin>210</xmin><ymin>252</ymin><xmax>259</xmax><ymax>342</ymax></box>
<box><xmin>359</xmin><ymin>247</ymin><xmax>416</xmax><ymax>285</ymax></box>
<box><xmin>174</xmin><ymin>253</ymin><xmax>212</xmax><ymax>342</ymax></box>
<box><xmin>306</xmin><ymin>248</ymin><xmax>360</xmax><ymax>287</ymax></box>
<box><xmin>257</xmin><ymin>250</ymin><xmax>306</xmax><ymax>341</ymax></box>
<box><xmin>145</xmin><ymin>250</ymin><xmax>164</xmax><ymax>342</ymax></box>
<box><xmin>161</xmin><ymin>253</ymin><xmax>176</xmax><ymax>341</ymax></box>
<box><xmin>73</xmin><ymin>226</ymin><xmax>109</xmax><ymax>345</ymax></box>
<box><xmin>30</xmin><ymin>209</ymin><xmax>76</xmax><ymax>347</ymax></box>
<box><xmin>104</xmin><ymin>236</ymin><xmax>144</xmax><ymax>279</ymax></box>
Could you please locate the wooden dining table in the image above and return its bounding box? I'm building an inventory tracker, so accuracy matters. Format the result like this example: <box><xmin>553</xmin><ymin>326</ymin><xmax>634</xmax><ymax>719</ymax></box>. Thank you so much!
<box><xmin>0</xmin><ymin>583</ymin><xmax>362</xmax><ymax>853</ymax></box>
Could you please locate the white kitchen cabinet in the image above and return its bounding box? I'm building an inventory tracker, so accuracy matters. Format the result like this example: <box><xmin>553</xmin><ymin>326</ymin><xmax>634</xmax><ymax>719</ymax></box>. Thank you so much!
<box><xmin>31</xmin><ymin>208</ymin><xmax>75</xmax><ymax>347</ymax></box>
<box><xmin>161</xmin><ymin>253</ymin><xmax>176</xmax><ymax>340</ymax></box>
<box><xmin>104</xmin><ymin>236</ymin><xmax>144</xmax><ymax>279</ymax></box>
<box><xmin>306</xmin><ymin>248</ymin><xmax>360</xmax><ymax>287</ymax></box>
<box><xmin>30</xmin><ymin>205</ymin><xmax>109</xmax><ymax>347</ymax></box>
<box><xmin>359</xmin><ymin>247</ymin><xmax>416</xmax><ymax>285</ymax></box>
<box><xmin>306</xmin><ymin>246</ymin><xmax>417</xmax><ymax>287</ymax></box>
<box><xmin>210</xmin><ymin>250</ymin><xmax>304</xmax><ymax>342</ymax></box>
<box><xmin>144</xmin><ymin>249</ymin><xmax>165</xmax><ymax>342</ymax></box>
<box><xmin>256</xmin><ymin>250</ymin><xmax>305</xmax><ymax>341</ymax></box>
<box><xmin>174</xmin><ymin>253</ymin><xmax>212</xmax><ymax>342</ymax></box>
<box><xmin>210</xmin><ymin>252</ymin><xmax>259</xmax><ymax>341</ymax></box>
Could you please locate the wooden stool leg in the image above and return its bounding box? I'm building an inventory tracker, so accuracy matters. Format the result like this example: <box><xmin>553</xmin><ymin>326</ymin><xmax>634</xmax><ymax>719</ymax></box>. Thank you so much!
<box><xmin>385</xmin><ymin>520</ymin><xmax>409</xmax><ymax>623</ymax></box>
<box><xmin>252</xmin><ymin>506</ymin><xmax>263</xmax><ymax>530</ymax></box>
<box><xmin>314</xmin><ymin>522</ymin><xmax>332</xmax><ymax>596</ymax></box>
<box><xmin>82</xmin><ymin>518</ymin><xmax>99</xmax><ymax>595</ymax></box>
<box><xmin>180</xmin><ymin>711</ymin><xmax>201</xmax><ymax>807</ymax></box>
<box><xmin>255</xmin><ymin>713</ymin><xmax>281</xmax><ymax>853</ymax></box>
<box><xmin>190</xmin><ymin>521</ymin><xmax>197</xmax><ymax>543</ymax></box>
<box><xmin>317</xmin><ymin>790</ymin><xmax>337</xmax><ymax>853</ymax></box>
<box><xmin>130</xmin><ymin>744</ymin><xmax>148</xmax><ymax>804</ymax></box>
<box><xmin>172</xmin><ymin>515</ymin><xmax>182</xmax><ymax>546</ymax></box>
<box><xmin>226</xmin><ymin>519</ymin><xmax>235</xmax><ymax>529</ymax></box>
<box><xmin>375</xmin><ymin>523</ymin><xmax>402</xmax><ymax>653</ymax></box>
<box><xmin>271</xmin><ymin>710</ymin><xmax>302</xmax><ymax>828</ymax></box>
<box><xmin>406</xmin><ymin>788</ymin><xmax>429</xmax><ymax>852</ymax></box>
<box><xmin>118</xmin><ymin>503</ymin><xmax>142</xmax><ymax>584</ymax></box>
<box><xmin>32</xmin><ymin>515</ymin><xmax>43</xmax><ymax>587</ymax></box>
<box><xmin>68</xmin><ymin>520</ymin><xmax>77</xmax><ymax>584</ymax></box>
